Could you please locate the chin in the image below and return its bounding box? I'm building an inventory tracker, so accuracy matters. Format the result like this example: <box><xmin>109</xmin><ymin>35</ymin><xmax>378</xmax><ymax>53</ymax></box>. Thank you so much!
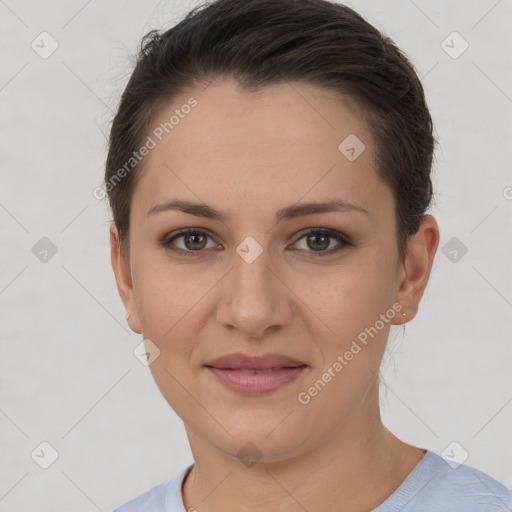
<box><xmin>208</xmin><ymin>419</ymin><xmax>312</xmax><ymax>464</ymax></box>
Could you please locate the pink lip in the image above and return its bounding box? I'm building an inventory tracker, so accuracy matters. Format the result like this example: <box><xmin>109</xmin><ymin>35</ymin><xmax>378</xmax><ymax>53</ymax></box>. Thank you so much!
<box><xmin>204</xmin><ymin>352</ymin><xmax>307</xmax><ymax>370</ymax></box>
<box><xmin>206</xmin><ymin>366</ymin><xmax>308</xmax><ymax>395</ymax></box>
<box><xmin>204</xmin><ymin>352</ymin><xmax>309</xmax><ymax>395</ymax></box>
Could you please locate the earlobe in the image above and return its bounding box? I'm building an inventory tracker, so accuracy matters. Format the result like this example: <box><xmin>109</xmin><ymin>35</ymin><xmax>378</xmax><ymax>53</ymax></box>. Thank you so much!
<box><xmin>109</xmin><ymin>224</ymin><xmax>142</xmax><ymax>334</ymax></box>
<box><xmin>393</xmin><ymin>215</ymin><xmax>440</xmax><ymax>324</ymax></box>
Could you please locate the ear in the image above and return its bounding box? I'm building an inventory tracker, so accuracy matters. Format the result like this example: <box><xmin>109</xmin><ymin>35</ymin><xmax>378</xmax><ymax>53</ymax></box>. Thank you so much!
<box><xmin>110</xmin><ymin>224</ymin><xmax>141</xmax><ymax>334</ymax></box>
<box><xmin>392</xmin><ymin>214</ymin><xmax>440</xmax><ymax>324</ymax></box>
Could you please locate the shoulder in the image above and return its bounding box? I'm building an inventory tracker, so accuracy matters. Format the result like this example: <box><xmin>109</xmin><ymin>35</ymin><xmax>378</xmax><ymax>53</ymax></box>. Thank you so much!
<box><xmin>113</xmin><ymin>464</ymin><xmax>193</xmax><ymax>512</ymax></box>
<box><xmin>113</xmin><ymin>482</ymin><xmax>168</xmax><ymax>512</ymax></box>
<box><xmin>426</xmin><ymin>451</ymin><xmax>512</xmax><ymax>509</ymax></box>
<box><xmin>380</xmin><ymin>450</ymin><xmax>512</xmax><ymax>511</ymax></box>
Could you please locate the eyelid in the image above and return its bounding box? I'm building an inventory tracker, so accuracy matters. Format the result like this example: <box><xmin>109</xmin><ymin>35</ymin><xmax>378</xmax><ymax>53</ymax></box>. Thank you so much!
<box><xmin>292</xmin><ymin>227</ymin><xmax>351</xmax><ymax>244</ymax></box>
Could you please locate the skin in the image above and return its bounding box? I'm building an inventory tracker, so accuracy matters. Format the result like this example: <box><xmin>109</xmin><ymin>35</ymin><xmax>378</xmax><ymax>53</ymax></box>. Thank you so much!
<box><xmin>110</xmin><ymin>78</ymin><xmax>440</xmax><ymax>512</ymax></box>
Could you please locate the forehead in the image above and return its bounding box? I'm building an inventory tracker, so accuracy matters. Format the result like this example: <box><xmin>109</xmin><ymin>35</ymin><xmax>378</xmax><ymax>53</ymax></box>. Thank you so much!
<box><xmin>132</xmin><ymin>79</ymin><xmax>392</xmax><ymax>222</ymax></box>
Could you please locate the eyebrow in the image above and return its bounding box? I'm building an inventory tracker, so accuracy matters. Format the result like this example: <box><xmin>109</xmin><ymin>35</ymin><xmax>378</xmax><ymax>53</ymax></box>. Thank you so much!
<box><xmin>147</xmin><ymin>198</ymin><xmax>370</xmax><ymax>222</ymax></box>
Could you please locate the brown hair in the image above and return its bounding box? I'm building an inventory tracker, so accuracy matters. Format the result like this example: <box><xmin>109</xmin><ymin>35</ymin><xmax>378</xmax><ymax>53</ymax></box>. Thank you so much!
<box><xmin>105</xmin><ymin>0</ymin><xmax>436</xmax><ymax>261</ymax></box>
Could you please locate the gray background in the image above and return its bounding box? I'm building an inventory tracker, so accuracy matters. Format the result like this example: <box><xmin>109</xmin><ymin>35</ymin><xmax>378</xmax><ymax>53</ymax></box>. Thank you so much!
<box><xmin>0</xmin><ymin>0</ymin><xmax>511</xmax><ymax>510</ymax></box>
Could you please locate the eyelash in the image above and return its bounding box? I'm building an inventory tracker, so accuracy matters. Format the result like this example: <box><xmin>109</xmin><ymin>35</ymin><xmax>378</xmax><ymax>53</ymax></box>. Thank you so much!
<box><xmin>160</xmin><ymin>228</ymin><xmax>353</xmax><ymax>258</ymax></box>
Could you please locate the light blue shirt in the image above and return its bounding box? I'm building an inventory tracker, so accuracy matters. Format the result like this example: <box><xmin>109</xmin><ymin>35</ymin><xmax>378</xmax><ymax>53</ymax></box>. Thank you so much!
<box><xmin>114</xmin><ymin>450</ymin><xmax>512</xmax><ymax>511</ymax></box>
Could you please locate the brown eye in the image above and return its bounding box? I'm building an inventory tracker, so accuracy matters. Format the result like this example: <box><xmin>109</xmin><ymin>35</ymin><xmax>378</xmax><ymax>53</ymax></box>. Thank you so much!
<box><xmin>181</xmin><ymin>233</ymin><xmax>208</xmax><ymax>250</ymax></box>
<box><xmin>293</xmin><ymin>228</ymin><xmax>352</xmax><ymax>256</ymax></box>
<box><xmin>162</xmin><ymin>229</ymin><xmax>219</xmax><ymax>256</ymax></box>
<box><xmin>305</xmin><ymin>233</ymin><xmax>330</xmax><ymax>251</ymax></box>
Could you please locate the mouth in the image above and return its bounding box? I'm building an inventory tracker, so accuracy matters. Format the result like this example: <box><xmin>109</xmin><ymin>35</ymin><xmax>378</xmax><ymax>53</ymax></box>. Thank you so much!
<box><xmin>205</xmin><ymin>366</ymin><xmax>305</xmax><ymax>373</ymax></box>
<box><xmin>203</xmin><ymin>355</ymin><xmax>309</xmax><ymax>395</ymax></box>
<box><xmin>204</xmin><ymin>352</ymin><xmax>307</xmax><ymax>371</ymax></box>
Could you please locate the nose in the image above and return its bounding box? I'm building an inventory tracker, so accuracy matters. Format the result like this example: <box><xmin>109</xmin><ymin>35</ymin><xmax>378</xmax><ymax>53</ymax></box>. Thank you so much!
<box><xmin>216</xmin><ymin>247</ymin><xmax>293</xmax><ymax>339</ymax></box>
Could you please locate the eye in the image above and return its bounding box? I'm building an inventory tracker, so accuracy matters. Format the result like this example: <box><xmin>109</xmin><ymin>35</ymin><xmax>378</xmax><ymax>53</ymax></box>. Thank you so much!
<box><xmin>161</xmin><ymin>227</ymin><xmax>353</xmax><ymax>257</ymax></box>
<box><xmin>161</xmin><ymin>229</ymin><xmax>220</xmax><ymax>256</ymax></box>
<box><xmin>291</xmin><ymin>228</ymin><xmax>352</xmax><ymax>256</ymax></box>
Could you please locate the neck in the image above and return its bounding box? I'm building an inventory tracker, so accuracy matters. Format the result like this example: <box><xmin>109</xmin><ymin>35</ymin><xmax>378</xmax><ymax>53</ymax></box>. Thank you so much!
<box><xmin>182</xmin><ymin>382</ymin><xmax>425</xmax><ymax>512</ymax></box>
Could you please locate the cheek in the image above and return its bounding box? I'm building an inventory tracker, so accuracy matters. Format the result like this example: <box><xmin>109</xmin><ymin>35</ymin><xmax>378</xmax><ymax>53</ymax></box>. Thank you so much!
<box><xmin>133</xmin><ymin>260</ymin><xmax>205</xmax><ymax>419</ymax></box>
<box><xmin>301</xmin><ymin>253</ymin><xmax>397</xmax><ymax>378</ymax></box>
<box><xmin>306</xmin><ymin>255</ymin><xmax>396</xmax><ymax>332</ymax></box>
<box><xmin>297</xmin><ymin>268</ymin><xmax>395</xmax><ymax>410</ymax></box>
<box><xmin>130</xmin><ymin>249</ymin><xmax>200</xmax><ymax>349</ymax></box>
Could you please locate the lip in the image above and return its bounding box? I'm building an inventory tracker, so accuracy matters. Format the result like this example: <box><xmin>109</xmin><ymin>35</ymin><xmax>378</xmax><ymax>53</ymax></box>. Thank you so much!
<box><xmin>204</xmin><ymin>352</ymin><xmax>309</xmax><ymax>395</ymax></box>
<box><xmin>206</xmin><ymin>366</ymin><xmax>308</xmax><ymax>395</ymax></box>
<box><xmin>204</xmin><ymin>352</ymin><xmax>307</xmax><ymax>370</ymax></box>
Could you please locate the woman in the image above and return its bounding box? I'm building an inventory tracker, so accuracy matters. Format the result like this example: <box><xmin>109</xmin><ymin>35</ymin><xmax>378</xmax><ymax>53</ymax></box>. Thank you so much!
<box><xmin>106</xmin><ymin>0</ymin><xmax>512</xmax><ymax>510</ymax></box>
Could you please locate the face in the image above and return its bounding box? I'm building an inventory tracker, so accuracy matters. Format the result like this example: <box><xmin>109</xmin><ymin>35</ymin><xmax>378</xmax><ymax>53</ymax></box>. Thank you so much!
<box><xmin>111</xmin><ymin>78</ymin><xmax>436</xmax><ymax>463</ymax></box>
